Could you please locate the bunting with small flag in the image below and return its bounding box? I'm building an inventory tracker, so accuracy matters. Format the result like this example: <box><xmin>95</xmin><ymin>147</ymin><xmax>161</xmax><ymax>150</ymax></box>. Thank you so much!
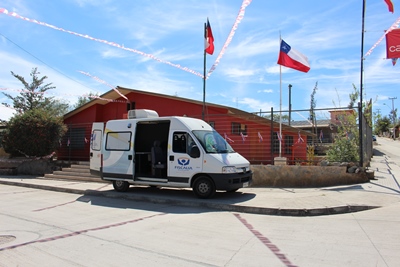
<box><xmin>240</xmin><ymin>132</ymin><xmax>248</xmax><ymax>143</ymax></box>
<box><xmin>258</xmin><ymin>132</ymin><xmax>263</xmax><ymax>142</ymax></box>
<box><xmin>297</xmin><ymin>131</ymin><xmax>304</xmax><ymax>144</ymax></box>
<box><xmin>276</xmin><ymin>132</ymin><xmax>282</xmax><ymax>143</ymax></box>
<box><xmin>224</xmin><ymin>133</ymin><xmax>234</xmax><ymax>143</ymax></box>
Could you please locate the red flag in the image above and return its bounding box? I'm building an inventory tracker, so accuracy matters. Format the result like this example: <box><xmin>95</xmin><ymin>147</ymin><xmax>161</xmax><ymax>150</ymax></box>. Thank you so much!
<box><xmin>205</xmin><ymin>19</ymin><xmax>214</xmax><ymax>55</ymax></box>
<box><xmin>384</xmin><ymin>0</ymin><xmax>394</xmax><ymax>13</ymax></box>
<box><xmin>386</xmin><ymin>29</ymin><xmax>400</xmax><ymax>59</ymax></box>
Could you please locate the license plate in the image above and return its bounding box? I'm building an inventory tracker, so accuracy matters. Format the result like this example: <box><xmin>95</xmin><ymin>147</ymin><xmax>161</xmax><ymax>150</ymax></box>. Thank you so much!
<box><xmin>243</xmin><ymin>182</ymin><xmax>249</xmax><ymax>188</ymax></box>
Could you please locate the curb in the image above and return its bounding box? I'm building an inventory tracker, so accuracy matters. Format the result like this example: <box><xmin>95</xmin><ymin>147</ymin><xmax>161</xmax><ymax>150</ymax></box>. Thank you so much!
<box><xmin>0</xmin><ymin>180</ymin><xmax>380</xmax><ymax>217</ymax></box>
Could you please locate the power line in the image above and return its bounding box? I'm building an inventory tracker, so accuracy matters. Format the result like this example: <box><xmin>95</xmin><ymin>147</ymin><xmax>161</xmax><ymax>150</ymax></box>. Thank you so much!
<box><xmin>0</xmin><ymin>32</ymin><xmax>97</xmax><ymax>94</ymax></box>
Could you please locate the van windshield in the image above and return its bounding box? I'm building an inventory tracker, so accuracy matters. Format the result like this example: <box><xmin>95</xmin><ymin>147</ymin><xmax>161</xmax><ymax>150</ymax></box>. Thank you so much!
<box><xmin>192</xmin><ymin>130</ymin><xmax>235</xmax><ymax>154</ymax></box>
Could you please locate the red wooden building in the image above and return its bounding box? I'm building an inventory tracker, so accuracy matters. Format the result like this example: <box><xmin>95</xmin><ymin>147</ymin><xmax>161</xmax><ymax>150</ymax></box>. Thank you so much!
<box><xmin>59</xmin><ymin>87</ymin><xmax>310</xmax><ymax>164</ymax></box>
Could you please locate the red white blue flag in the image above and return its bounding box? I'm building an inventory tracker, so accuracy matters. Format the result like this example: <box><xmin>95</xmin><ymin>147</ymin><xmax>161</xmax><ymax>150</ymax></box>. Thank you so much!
<box><xmin>240</xmin><ymin>132</ymin><xmax>248</xmax><ymax>143</ymax></box>
<box><xmin>297</xmin><ymin>132</ymin><xmax>304</xmax><ymax>144</ymax></box>
<box><xmin>258</xmin><ymin>132</ymin><xmax>263</xmax><ymax>142</ymax></box>
<box><xmin>205</xmin><ymin>18</ymin><xmax>214</xmax><ymax>55</ymax></box>
<box><xmin>276</xmin><ymin>132</ymin><xmax>282</xmax><ymax>143</ymax></box>
<box><xmin>277</xmin><ymin>39</ymin><xmax>310</xmax><ymax>73</ymax></box>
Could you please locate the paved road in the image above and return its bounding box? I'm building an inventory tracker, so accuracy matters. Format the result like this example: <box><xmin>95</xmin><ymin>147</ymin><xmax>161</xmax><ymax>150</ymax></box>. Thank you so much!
<box><xmin>0</xmin><ymin>136</ymin><xmax>399</xmax><ymax>266</ymax></box>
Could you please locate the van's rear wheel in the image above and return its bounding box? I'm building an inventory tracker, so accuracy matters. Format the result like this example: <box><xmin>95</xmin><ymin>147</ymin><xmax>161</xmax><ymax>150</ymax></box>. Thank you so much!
<box><xmin>193</xmin><ymin>176</ymin><xmax>215</xmax><ymax>199</ymax></box>
<box><xmin>113</xmin><ymin>180</ymin><xmax>130</xmax><ymax>192</ymax></box>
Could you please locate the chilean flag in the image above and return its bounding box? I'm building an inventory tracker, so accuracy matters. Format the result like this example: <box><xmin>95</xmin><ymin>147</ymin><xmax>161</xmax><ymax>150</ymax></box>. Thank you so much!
<box><xmin>277</xmin><ymin>39</ymin><xmax>310</xmax><ymax>73</ymax></box>
<box><xmin>205</xmin><ymin>18</ymin><xmax>214</xmax><ymax>55</ymax></box>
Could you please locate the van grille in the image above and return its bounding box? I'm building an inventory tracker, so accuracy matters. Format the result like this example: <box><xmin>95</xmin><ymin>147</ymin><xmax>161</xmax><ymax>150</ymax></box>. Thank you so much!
<box><xmin>230</xmin><ymin>177</ymin><xmax>251</xmax><ymax>184</ymax></box>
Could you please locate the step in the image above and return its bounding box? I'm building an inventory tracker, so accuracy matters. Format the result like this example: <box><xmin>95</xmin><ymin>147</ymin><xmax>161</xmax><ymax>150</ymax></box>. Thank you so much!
<box><xmin>51</xmin><ymin>171</ymin><xmax>96</xmax><ymax>178</ymax></box>
<box><xmin>61</xmin><ymin>167</ymin><xmax>90</xmax><ymax>174</ymax></box>
<box><xmin>70</xmin><ymin>164</ymin><xmax>90</xmax><ymax>170</ymax></box>
<box><xmin>43</xmin><ymin>174</ymin><xmax>108</xmax><ymax>183</ymax></box>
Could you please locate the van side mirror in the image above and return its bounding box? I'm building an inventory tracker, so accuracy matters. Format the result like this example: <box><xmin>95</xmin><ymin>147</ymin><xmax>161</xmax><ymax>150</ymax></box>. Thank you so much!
<box><xmin>189</xmin><ymin>145</ymin><xmax>200</xmax><ymax>158</ymax></box>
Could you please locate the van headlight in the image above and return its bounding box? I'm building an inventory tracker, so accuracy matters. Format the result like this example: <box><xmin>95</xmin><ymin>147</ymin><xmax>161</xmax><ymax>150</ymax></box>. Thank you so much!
<box><xmin>222</xmin><ymin>166</ymin><xmax>236</xmax><ymax>173</ymax></box>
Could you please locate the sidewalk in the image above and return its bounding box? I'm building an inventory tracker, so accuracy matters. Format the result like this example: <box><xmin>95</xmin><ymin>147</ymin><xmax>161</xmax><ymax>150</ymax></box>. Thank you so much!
<box><xmin>1</xmin><ymin>150</ymin><xmax>399</xmax><ymax>216</ymax></box>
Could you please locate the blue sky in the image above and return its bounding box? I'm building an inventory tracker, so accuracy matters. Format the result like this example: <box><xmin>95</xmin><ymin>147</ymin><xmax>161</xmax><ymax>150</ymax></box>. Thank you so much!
<box><xmin>0</xmin><ymin>0</ymin><xmax>399</xmax><ymax>122</ymax></box>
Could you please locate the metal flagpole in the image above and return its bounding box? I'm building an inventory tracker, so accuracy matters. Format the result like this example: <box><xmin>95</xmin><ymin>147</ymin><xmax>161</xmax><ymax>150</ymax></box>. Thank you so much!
<box><xmin>279</xmin><ymin>36</ymin><xmax>282</xmax><ymax>158</ymax></box>
<box><xmin>202</xmin><ymin>22</ymin><xmax>207</xmax><ymax>121</ymax></box>
<box><xmin>359</xmin><ymin>0</ymin><xmax>366</xmax><ymax>167</ymax></box>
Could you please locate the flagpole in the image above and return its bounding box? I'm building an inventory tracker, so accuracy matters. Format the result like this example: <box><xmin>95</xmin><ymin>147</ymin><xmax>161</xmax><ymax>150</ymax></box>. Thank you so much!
<box><xmin>202</xmin><ymin>22</ymin><xmax>207</xmax><ymax>121</ymax></box>
<box><xmin>359</xmin><ymin>0</ymin><xmax>366</xmax><ymax>167</ymax></box>
<box><xmin>279</xmin><ymin>36</ymin><xmax>282</xmax><ymax>158</ymax></box>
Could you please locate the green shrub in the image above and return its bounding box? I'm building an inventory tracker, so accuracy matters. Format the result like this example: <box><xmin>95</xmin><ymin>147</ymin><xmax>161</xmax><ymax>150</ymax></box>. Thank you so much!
<box><xmin>3</xmin><ymin>109</ymin><xmax>67</xmax><ymax>157</ymax></box>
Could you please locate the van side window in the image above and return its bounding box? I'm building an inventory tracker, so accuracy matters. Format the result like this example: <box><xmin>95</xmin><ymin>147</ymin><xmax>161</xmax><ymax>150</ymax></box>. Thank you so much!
<box><xmin>105</xmin><ymin>131</ymin><xmax>131</xmax><ymax>151</ymax></box>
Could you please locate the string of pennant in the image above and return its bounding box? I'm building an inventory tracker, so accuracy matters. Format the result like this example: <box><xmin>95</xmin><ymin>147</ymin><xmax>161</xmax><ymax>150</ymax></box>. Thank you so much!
<box><xmin>0</xmin><ymin>8</ymin><xmax>204</xmax><ymax>79</ymax></box>
<box><xmin>78</xmin><ymin>71</ymin><xmax>128</xmax><ymax>101</ymax></box>
<box><xmin>0</xmin><ymin>2</ymin><xmax>252</xmax><ymax>80</ymax></box>
<box><xmin>207</xmin><ymin>0</ymin><xmax>252</xmax><ymax>78</ymax></box>
<box><xmin>365</xmin><ymin>16</ymin><xmax>400</xmax><ymax>57</ymax></box>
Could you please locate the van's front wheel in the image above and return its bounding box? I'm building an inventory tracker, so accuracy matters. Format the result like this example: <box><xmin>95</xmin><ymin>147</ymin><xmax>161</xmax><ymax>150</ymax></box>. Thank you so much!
<box><xmin>193</xmin><ymin>176</ymin><xmax>215</xmax><ymax>199</ymax></box>
<box><xmin>113</xmin><ymin>180</ymin><xmax>130</xmax><ymax>192</ymax></box>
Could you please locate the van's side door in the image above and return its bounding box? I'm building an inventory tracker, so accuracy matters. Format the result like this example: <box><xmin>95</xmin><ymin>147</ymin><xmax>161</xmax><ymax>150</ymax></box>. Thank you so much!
<box><xmin>102</xmin><ymin>121</ymin><xmax>135</xmax><ymax>180</ymax></box>
<box><xmin>168</xmin><ymin>132</ymin><xmax>202</xmax><ymax>185</ymax></box>
<box><xmin>89</xmin><ymin>122</ymin><xmax>104</xmax><ymax>177</ymax></box>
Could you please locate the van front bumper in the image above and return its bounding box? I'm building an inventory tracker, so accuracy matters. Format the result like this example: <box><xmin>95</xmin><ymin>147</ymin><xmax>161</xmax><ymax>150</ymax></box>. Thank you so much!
<box><xmin>209</xmin><ymin>171</ymin><xmax>253</xmax><ymax>191</ymax></box>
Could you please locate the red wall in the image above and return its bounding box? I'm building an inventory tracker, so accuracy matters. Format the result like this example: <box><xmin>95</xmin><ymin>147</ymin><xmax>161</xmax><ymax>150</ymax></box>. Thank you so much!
<box><xmin>58</xmin><ymin>91</ymin><xmax>307</xmax><ymax>163</ymax></box>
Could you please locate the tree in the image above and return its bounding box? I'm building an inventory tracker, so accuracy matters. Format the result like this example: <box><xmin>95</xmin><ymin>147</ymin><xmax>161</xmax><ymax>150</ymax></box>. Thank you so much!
<box><xmin>2</xmin><ymin>109</ymin><xmax>67</xmax><ymax>157</ymax></box>
<box><xmin>326</xmin><ymin>110</ymin><xmax>359</xmax><ymax>162</ymax></box>
<box><xmin>73</xmin><ymin>92</ymin><xmax>98</xmax><ymax>109</ymax></box>
<box><xmin>326</xmin><ymin>84</ymin><xmax>360</xmax><ymax>163</ymax></box>
<box><xmin>2</xmin><ymin>68</ymin><xmax>69</xmax><ymax>158</ymax></box>
<box><xmin>309</xmin><ymin>82</ymin><xmax>318</xmax><ymax>144</ymax></box>
<box><xmin>263</xmin><ymin>114</ymin><xmax>290</xmax><ymax>123</ymax></box>
<box><xmin>2</xmin><ymin>67</ymin><xmax>69</xmax><ymax>116</ymax></box>
<box><xmin>375</xmin><ymin>116</ymin><xmax>391</xmax><ymax>135</ymax></box>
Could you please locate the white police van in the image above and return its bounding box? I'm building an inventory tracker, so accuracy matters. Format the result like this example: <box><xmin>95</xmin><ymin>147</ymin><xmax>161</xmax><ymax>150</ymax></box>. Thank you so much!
<box><xmin>90</xmin><ymin>109</ymin><xmax>252</xmax><ymax>198</ymax></box>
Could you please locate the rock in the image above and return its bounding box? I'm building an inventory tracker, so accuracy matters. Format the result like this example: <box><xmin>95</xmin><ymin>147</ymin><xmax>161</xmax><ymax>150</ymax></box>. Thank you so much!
<box><xmin>348</xmin><ymin>166</ymin><xmax>358</xmax><ymax>173</ymax></box>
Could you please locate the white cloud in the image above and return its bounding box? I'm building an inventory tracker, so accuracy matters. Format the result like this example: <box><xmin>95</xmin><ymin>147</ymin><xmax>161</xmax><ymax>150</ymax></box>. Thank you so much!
<box><xmin>257</xmin><ymin>89</ymin><xmax>273</xmax><ymax>93</ymax></box>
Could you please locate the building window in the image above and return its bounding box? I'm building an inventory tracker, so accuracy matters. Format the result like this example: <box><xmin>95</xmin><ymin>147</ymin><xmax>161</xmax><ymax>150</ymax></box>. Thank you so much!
<box><xmin>284</xmin><ymin>135</ymin><xmax>293</xmax><ymax>154</ymax></box>
<box><xmin>65</xmin><ymin>127</ymin><xmax>86</xmax><ymax>149</ymax></box>
<box><xmin>127</xmin><ymin>102</ymin><xmax>136</xmax><ymax>111</ymax></box>
<box><xmin>231</xmin><ymin>122</ymin><xmax>247</xmax><ymax>135</ymax></box>
<box><xmin>273</xmin><ymin>132</ymin><xmax>280</xmax><ymax>153</ymax></box>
